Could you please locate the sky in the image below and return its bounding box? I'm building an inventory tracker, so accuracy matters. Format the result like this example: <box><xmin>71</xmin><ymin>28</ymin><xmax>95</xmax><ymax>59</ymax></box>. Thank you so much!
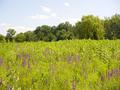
<box><xmin>0</xmin><ymin>0</ymin><xmax>120</xmax><ymax>35</ymax></box>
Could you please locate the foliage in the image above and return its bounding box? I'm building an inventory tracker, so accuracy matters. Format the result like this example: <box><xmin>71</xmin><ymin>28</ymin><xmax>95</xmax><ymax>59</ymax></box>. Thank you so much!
<box><xmin>1</xmin><ymin>14</ymin><xmax>120</xmax><ymax>42</ymax></box>
<box><xmin>55</xmin><ymin>22</ymin><xmax>74</xmax><ymax>40</ymax></box>
<box><xmin>24</xmin><ymin>31</ymin><xmax>36</xmax><ymax>42</ymax></box>
<box><xmin>104</xmin><ymin>14</ymin><xmax>120</xmax><ymax>39</ymax></box>
<box><xmin>6</xmin><ymin>29</ymin><xmax>16</xmax><ymax>42</ymax></box>
<box><xmin>0</xmin><ymin>40</ymin><xmax>120</xmax><ymax>90</ymax></box>
<box><xmin>34</xmin><ymin>25</ymin><xmax>56</xmax><ymax>41</ymax></box>
<box><xmin>75</xmin><ymin>15</ymin><xmax>105</xmax><ymax>39</ymax></box>
<box><xmin>15</xmin><ymin>33</ymin><xmax>26</xmax><ymax>42</ymax></box>
<box><xmin>0</xmin><ymin>34</ymin><xmax>5</xmax><ymax>42</ymax></box>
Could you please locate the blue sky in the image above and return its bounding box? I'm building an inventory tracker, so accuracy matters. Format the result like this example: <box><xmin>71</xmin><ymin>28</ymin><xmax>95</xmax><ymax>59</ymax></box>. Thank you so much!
<box><xmin>0</xmin><ymin>0</ymin><xmax>120</xmax><ymax>35</ymax></box>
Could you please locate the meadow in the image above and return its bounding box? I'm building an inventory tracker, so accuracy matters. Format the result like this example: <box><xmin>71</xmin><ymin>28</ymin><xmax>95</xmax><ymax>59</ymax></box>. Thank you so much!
<box><xmin>0</xmin><ymin>40</ymin><xmax>120</xmax><ymax>90</ymax></box>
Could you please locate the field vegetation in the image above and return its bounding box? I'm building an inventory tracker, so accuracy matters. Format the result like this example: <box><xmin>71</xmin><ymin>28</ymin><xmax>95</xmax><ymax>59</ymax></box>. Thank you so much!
<box><xmin>0</xmin><ymin>40</ymin><xmax>120</xmax><ymax>90</ymax></box>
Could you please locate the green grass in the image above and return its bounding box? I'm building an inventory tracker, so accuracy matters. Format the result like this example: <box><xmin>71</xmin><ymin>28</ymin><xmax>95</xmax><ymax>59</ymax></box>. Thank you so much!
<box><xmin>0</xmin><ymin>40</ymin><xmax>120</xmax><ymax>90</ymax></box>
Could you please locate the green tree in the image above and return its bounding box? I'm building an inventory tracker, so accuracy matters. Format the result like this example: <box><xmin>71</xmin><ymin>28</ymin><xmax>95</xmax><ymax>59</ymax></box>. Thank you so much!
<box><xmin>74</xmin><ymin>21</ymin><xmax>82</xmax><ymax>39</ymax></box>
<box><xmin>6</xmin><ymin>29</ymin><xmax>16</xmax><ymax>42</ymax></box>
<box><xmin>104</xmin><ymin>14</ymin><xmax>120</xmax><ymax>39</ymax></box>
<box><xmin>75</xmin><ymin>15</ymin><xmax>105</xmax><ymax>39</ymax></box>
<box><xmin>34</xmin><ymin>25</ymin><xmax>56</xmax><ymax>41</ymax></box>
<box><xmin>55</xmin><ymin>22</ymin><xmax>74</xmax><ymax>40</ymax></box>
<box><xmin>15</xmin><ymin>33</ymin><xmax>26</xmax><ymax>42</ymax></box>
<box><xmin>0</xmin><ymin>34</ymin><xmax>5</xmax><ymax>42</ymax></box>
<box><xmin>24</xmin><ymin>31</ymin><xmax>36</xmax><ymax>41</ymax></box>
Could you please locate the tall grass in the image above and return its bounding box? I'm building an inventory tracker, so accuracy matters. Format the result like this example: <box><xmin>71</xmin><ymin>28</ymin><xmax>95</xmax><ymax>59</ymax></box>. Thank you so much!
<box><xmin>0</xmin><ymin>40</ymin><xmax>120</xmax><ymax>90</ymax></box>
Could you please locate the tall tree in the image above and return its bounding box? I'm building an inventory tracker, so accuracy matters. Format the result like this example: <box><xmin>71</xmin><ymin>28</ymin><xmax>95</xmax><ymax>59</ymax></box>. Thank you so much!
<box><xmin>6</xmin><ymin>29</ymin><xmax>16</xmax><ymax>42</ymax></box>
<box><xmin>74</xmin><ymin>21</ymin><xmax>82</xmax><ymax>39</ymax></box>
<box><xmin>15</xmin><ymin>33</ymin><xmax>26</xmax><ymax>42</ymax></box>
<box><xmin>24</xmin><ymin>31</ymin><xmax>36</xmax><ymax>41</ymax></box>
<box><xmin>75</xmin><ymin>15</ymin><xmax>105</xmax><ymax>39</ymax></box>
<box><xmin>104</xmin><ymin>14</ymin><xmax>120</xmax><ymax>39</ymax></box>
<box><xmin>56</xmin><ymin>22</ymin><xmax>74</xmax><ymax>40</ymax></box>
<box><xmin>34</xmin><ymin>25</ymin><xmax>56</xmax><ymax>41</ymax></box>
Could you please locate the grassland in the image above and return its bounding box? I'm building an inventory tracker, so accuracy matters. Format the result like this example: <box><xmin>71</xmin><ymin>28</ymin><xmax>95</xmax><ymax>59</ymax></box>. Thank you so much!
<box><xmin>0</xmin><ymin>40</ymin><xmax>120</xmax><ymax>90</ymax></box>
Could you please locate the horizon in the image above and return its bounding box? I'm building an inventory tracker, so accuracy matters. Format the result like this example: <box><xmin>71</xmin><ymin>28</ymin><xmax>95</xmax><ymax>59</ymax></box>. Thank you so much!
<box><xmin>0</xmin><ymin>0</ymin><xmax>120</xmax><ymax>35</ymax></box>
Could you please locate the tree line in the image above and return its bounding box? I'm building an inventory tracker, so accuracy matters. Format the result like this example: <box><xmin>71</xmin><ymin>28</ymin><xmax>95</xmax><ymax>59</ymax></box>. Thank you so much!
<box><xmin>0</xmin><ymin>14</ymin><xmax>120</xmax><ymax>42</ymax></box>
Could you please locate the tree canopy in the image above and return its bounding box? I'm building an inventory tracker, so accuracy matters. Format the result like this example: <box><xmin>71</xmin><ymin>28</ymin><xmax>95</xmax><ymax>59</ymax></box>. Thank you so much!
<box><xmin>6</xmin><ymin>29</ymin><xmax>16</xmax><ymax>42</ymax></box>
<box><xmin>104</xmin><ymin>14</ymin><xmax>120</xmax><ymax>39</ymax></box>
<box><xmin>1</xmin><ymin>14</ymin><xmax>120</xmax><ymax>42</ymax></box>
<box><xmin>75</xmin><ymin>15</ymin><xmax>104</xmax><ymax>39</ymax></box>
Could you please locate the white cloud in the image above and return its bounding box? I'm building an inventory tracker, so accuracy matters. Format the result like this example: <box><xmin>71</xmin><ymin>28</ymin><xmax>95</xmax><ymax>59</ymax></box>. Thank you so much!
<box><xmin>41</xmin><ymin>6</ymin><xmax>51</xmax><ymax>13</ymax></box>
<box><xmin>30</xmin><ymin>13</ymin><xmax>57</xmax><ymax>20</ymax></box>
<box><xmin>51</xmin><ymin>13</ymin><xmax>57</xmax><ymax>17</ymax></box>
<box><xmin>64</xmin><ymin>2</ymin><xmax>70</xmax><ymax>7</ymax></box>
<box><xmin>30</xmin><ymin>14</ymin><xmax>50</xmax><ymax>20</ymax></box>
<box><xmin>59</xmin><ymin>17</ymin><xmax>79</xmax><ymax>25</ymax></box>
<box><xmin>0</xmin><ymin>23</ymin><xmax>34</xmax><ymax>35</ymax></box>
<box><xmin>29</xmin><ymin>5</ymin><xmax>57</xmax><ymax>20</ymax></box>
<box><xmin>29</xmin><ymin>13</ymin><xmax>79</xmax><ymax>25</ymax></box>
